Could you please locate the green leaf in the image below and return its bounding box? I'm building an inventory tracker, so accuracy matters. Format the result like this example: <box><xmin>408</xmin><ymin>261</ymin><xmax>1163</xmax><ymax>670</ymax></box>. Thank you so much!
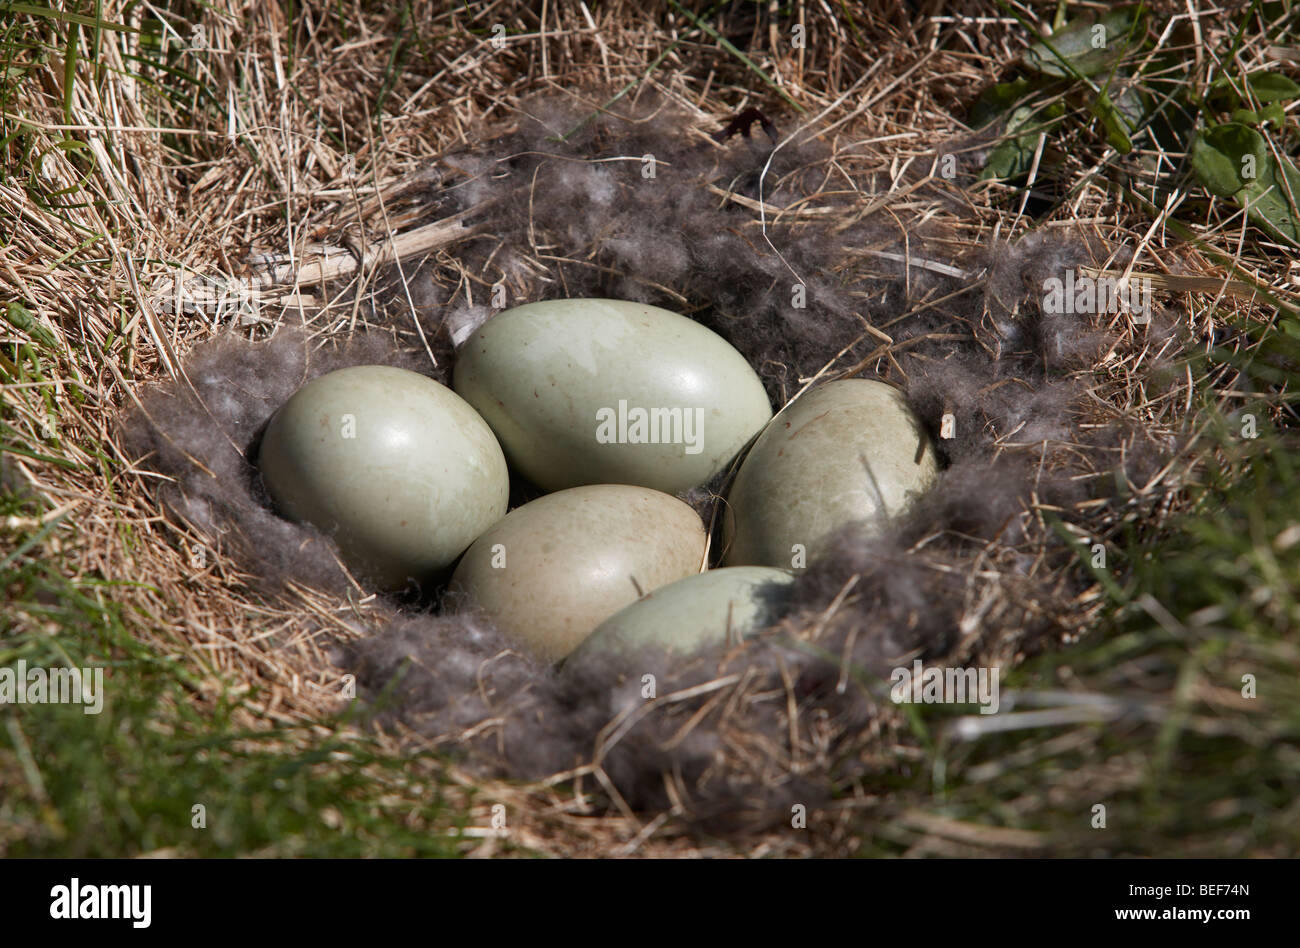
<box><xmin>1191</xmin><ymin>123</ymin><xmax>1300</xmax><ymax>245</ymax></box>
<box><xmin>1094</xmin><ymin>84</ymin><xmax>1149</xmax><ymax>154</ymax></box>
<box><xmin>978</xmin><ymin>105</ymin><xmax>1040</xmax><ymax>182</ymax></box>
<box><xmin>969</xmin><ymin>78</ymin><xmax>1033</xmax><ymax>130</ymax></box>
<box><xmin>1228</xmin><ymin>103</ymin><xmax>1289</xmax><ymax>129</ymax></box>
<box><xmin>63</xmin><ymin>24</ymin><xmax>79</xmax><ymax>127</ymax></box>
<box><xmin>1260</xmin><ymin>103</ymin><xmax>1287</xmax><ymax>128</ymax></box>
<box><xmin>1208</xmin><ymin>71</ymin><xmax>1300</xmax><ymax>113</ymax></box>
<box><xmin>1241</xmin><ymin>150</ymin><xmax>1300</xmax><ymax>245</ymax></box>
<box><xmin>2</xmin><ymin>3</ymin><xmax>138</xmax><ymax>32</ymax></box>
<box><xmin>1095</xmin><ymin>95</ymin><xmax>1132</xmax><ymax>153</ymax></box>
<box><xmin>1190</xmin><ymin>123</ymin><xmax>1266</xmax><ymax>197</ymax></box>
<box><xmin>1247</xmin><ymin>71</ymin><xmax>1300</xmax><ymax>103</ymax></box>
<box><xmin>3</xmin><ymin>302</ymin><xmax>58</xmax><ymax>350</ymax></box>
<box><xmin>1206</xmin><ymin>76</ymin><xmax>1246</xmax><ymax>111</ymax></box>
<box><xmin>1023</xmin><ymin>7</ymin><xmax>1144</xmax><ymax>79</ymax></box>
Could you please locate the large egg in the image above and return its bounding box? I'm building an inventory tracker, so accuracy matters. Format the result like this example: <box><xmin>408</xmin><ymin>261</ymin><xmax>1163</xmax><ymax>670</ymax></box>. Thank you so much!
<box><xmin>453</xmin><ymin>298</ymin><xmax>772</xmax><ymax>494</ymax></box>
<box><xmin>565</xmin><ymin>566</ymin><xmax>796</xmax><ymax>668</ymax></box>
<box><xmin>723</xmin><ymin>379</ymin><xmax>939</xmax><ymax>570</ymax></box>
<box><xmin>449</xmin><ymin>484</ymin><xmax>707</xmax><ymax>660</ymax></box>
<box><xmin>256</xmin><ymin>364</ymin><xmax>509</xmax><ymax>589</ymax></box>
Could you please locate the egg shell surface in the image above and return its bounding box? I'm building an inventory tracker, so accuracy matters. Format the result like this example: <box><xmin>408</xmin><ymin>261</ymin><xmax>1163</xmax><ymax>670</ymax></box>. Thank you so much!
<box><xmin>257</xmin><ymin>364</ymin><xmax>509</xmax><ymax>589</ymax></box>
<box><xmin>453</xmin><ymin>298</ymin><xmax>772</xmax><ymax>494</ymax></box>
<box><xmin>566</xmin><ymin>566</ymin><xmax>796</xmax><ymax>667</ymax></box>
<box><xmin>450</xmin><ymin>484</ymin><xmax>707</xmax><ymax>661</ymax></box>
<box><xmin>722</xmin><ymin>378</ymin><xmax>939</xmax><ymax>570</ymax></box>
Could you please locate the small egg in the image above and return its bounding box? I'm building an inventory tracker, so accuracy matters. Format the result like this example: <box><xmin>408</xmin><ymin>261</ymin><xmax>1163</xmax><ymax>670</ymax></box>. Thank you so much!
<box><xmin>449</xmin><ymin>484</ymin><xmax>707</xmax><ymax>660</ymax></box>
<box><xmin>453</xmin><ymin>298</ymin><xmax>772</xmax><ymax>494</ymax></box>
<box><xmin>566</xmin><ymin>566</ymin><xmax>796</xmax><ymax>668</ymax></box>
<box><xmin>257</xmin><ymin>364</ymin><xmax>509</xmax><ymax>589</ymax></box>
<box><xmin>722</xmin><ymin>379</ymin><xmax>939</xmax><ymax>571</ymax></box>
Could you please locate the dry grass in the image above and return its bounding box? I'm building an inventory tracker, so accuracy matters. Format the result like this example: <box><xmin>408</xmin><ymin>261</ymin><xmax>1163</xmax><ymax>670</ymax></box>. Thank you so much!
<box><xmin>2</xmin><ymin>0</ymin><xmax>1297</xmax><ymax>856</ymax></box>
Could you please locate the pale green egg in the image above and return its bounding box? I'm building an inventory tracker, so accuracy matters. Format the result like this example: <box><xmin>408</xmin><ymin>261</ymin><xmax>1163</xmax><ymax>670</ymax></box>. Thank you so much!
<box><xmin>257</xmin><ymin>364</ymin><xmax>509</xmax><ymax>589</ymax></box>
<box><xmin>449</xmin><ymin>484</ymin><xmax>707</xmax><ymax>661</ymax></box>
<box><xmin>722</xmin><ymin>379</ymin><xmax>939</xmax><ymax>571</ymax></box>
<box><xmin>565</xmin><ymin>566</ymin><xmax>796</xmax><ymax>668</ymax></box>
<box><xmin>453</xmin><ymin>298</ymin><xmax>772</xmax><ymax>494</ymax></box>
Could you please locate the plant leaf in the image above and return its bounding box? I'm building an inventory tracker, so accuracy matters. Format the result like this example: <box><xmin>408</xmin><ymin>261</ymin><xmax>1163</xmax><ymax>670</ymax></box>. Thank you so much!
<box><xmin>969</xmin><ymin>78</ymin><xmax>1033</xmax><ymax>130</ymax></box>
<box><xmin>978</xmin><ymin>105</ymin><xmax>1040</xmax><ymax>182</ymax></box>
<box><xmin>1240</xmin><ymin>150</ymin><xmax>1300</xmax><ymax>245</ymax></box>
<box><xmin>1023</xmin><ymin>7</ymin><xmax>1144</xmax><ymax>78</ymax></box>
<box><xmin>1192</xmin><ymin>123</ymin><xmax>1300</xmax><ymax>245</ymax></box>
<box><xmin>1094</xmin><ymin>84</ymin><xmax>1149</xmax><ymax>153</ymax></box>
<box><xmin>1208</xmin><ymin>71</ymin><xmax>1300</xmax><ymax>113</ymax></box>
<box><xmin>1260</xmin><ymin>103</ymin><xmax>1287</xmax><ymax>128</ymax></box>
<box><xmin>1094</xmin><ymin>95</ymin><xmax>1133</xmax><ymax>153</ymax></box>
<box><xmin>1247</xmin><ymin>71</ymin><xmax>1300</xmax><ymax>103</ymax></box>
<box><xmin>1191</xmin><ymin>122</ymin><xmax>1266</xmax><ymax>197</ymax></box>
<box><xmin>4</xmin><ymin>302</ymin><xmax>58</xmax><ymax>350</ymax></box>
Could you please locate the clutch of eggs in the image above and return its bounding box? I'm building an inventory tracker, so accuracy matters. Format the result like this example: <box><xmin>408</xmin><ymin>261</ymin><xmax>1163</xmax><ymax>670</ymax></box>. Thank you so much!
<box><xmin>255</xmin><ymin>299</ymin><xmax>940</xmax><ymax>661</ymax></box>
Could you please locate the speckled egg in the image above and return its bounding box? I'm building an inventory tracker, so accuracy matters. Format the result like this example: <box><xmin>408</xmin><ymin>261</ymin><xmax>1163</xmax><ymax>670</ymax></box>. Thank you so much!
<box><xmin>566</xmin><ymin>566</ymin><xmax>796</xmax><ymax>667</ymax></box>
<box><xmin>449</xmin><ymin>484</ymin><xmax>708</xmax><ymax>660</ymax></box>
<box><xmin>722</xmin><ymin>379</ymin><xmax>939</xmax><ymax>571</ymax></box>
<box><xmin>256</xmin><ymin>364</ymin><xmax>509</xmax><ymax>589</ymax></box>
<box><xmin>453</xmin><ymin>298</ymin><xmax>772</xmax><ymax>494</ymax></box>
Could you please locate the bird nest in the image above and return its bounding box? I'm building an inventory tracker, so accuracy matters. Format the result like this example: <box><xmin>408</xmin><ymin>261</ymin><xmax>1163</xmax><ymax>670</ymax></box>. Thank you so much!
<box><xmin>121</xmin><ymin>89</ymin><xmax>1190</xmax><ymax>844</ymax></box>
<box><xmin>9</xmin><ymin>0</ymin><xmax>1274</xmax><ymax>856</ymax></box>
